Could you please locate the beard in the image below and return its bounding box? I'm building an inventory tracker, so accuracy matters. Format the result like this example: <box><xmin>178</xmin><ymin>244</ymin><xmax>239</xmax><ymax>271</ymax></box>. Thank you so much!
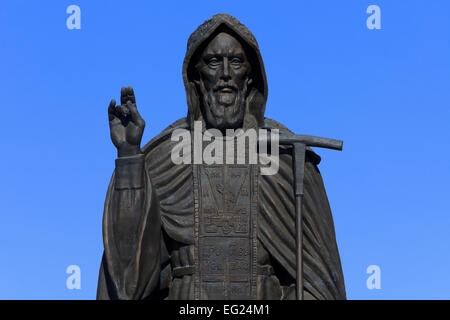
<box><xmin>199</xmin><ymin>79</ymin><xmax>248</xmax><ymax>130</ymax></box>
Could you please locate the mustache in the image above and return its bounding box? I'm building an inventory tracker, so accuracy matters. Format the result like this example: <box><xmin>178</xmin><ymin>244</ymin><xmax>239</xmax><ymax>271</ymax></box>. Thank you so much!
<box><xmin>213</xmin><ymin>83</ymin><xmax>238</xmax><ymax>92</ymax></box>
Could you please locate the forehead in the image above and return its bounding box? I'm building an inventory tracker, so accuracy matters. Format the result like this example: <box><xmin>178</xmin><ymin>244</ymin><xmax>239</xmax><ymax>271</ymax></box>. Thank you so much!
<box><xmin>203</xmin><ymin>32</ymin><xmax>245</xmax><ymax>55</ymax></box>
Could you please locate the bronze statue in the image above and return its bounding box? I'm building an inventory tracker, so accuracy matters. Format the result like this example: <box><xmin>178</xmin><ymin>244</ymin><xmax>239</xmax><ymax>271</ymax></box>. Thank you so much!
<box><xmin>97</xmin><ymin>13</ymin><xmax>346</xmax><ymax>300</ymax></box>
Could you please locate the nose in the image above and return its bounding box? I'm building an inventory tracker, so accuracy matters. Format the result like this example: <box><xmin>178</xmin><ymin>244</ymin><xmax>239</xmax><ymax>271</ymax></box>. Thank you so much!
<box><xmin>221</xmin><ymin>57</ymin><xmax>231</xmax><ymax>81</ymax></box>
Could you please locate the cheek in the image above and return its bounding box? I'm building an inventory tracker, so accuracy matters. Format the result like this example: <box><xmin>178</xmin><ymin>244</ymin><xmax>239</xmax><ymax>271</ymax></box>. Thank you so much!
<box><xmin>200</xmin><ymin>69</ymin><xmax>220</xmax><ymax>89</ymax></box>
<box><xmin>232</xmin><ymin>71</ymin><xmax>247</xmax><ymax>86</ymax></box>
<box><xmin>231</xmin><ymin>66</ymin><xmax>249</xmax><ymax>85</ymax></box>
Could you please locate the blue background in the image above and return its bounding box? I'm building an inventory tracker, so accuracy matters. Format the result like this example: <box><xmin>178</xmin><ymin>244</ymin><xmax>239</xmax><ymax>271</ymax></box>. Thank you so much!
<box><xmin>1</xmin><ymin>0</ymin><xmax>449</xmax><ymax>299</ymax></box>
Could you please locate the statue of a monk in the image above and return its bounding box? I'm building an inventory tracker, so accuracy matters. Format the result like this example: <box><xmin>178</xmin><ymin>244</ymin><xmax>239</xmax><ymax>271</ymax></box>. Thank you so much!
<box><xmin>97</xmin><ymin>13</ymin><xmax>346</xmax><ymax>300</ymax></box>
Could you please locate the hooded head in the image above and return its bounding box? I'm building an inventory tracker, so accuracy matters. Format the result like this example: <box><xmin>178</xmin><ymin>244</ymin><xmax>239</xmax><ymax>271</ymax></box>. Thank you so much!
<box><xmin>183</xmin><ymin>14</ymin><xmax>268</xmax><ymax>131</ymax></box>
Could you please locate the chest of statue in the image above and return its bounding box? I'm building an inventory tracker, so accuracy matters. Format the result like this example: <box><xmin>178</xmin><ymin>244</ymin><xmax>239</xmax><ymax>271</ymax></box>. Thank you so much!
<box><xmin>192</xmin><ymin>163</ymin><xmax>259</xmax><ymax>299</ymax></box>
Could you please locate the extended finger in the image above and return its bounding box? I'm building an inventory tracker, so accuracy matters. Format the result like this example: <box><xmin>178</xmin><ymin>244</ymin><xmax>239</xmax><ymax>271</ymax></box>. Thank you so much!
<box><xmin>120</xmin><ymin>86</ymin><xmax>128</xmax><ymax>105</ymax></box>
<box><xmin>127</xmin><ymin>86</ymin><xmax>136</xmax><ymax>104</ymax></box>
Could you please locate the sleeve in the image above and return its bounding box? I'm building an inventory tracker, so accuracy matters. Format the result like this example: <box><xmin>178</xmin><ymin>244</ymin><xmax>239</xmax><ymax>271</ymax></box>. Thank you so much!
<box><xmin>96</xmin><ymin>153</ymin><xmax>163</xmax><ymax>300</ymax></box>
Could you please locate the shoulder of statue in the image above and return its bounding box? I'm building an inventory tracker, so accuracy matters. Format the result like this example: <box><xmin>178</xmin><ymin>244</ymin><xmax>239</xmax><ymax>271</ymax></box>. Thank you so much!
<box><xmin>262</xmin><ymin>117</ymin><xmax>322</xmax><ymax>166</ymax></box>
<box><xmin>141</xmin><ymin>117</ymin><xmax>189</xmax><ymax>156</ymax></box>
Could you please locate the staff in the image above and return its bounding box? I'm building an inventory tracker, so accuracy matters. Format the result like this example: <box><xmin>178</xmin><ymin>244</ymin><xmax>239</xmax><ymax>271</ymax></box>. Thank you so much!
<box><xmin>262</xmin><ymin>133</ymin><xmax>343</xmax><ymax>300</ymax></box>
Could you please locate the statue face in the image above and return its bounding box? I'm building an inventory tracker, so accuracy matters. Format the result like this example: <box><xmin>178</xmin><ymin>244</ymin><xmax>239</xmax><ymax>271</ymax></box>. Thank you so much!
<box><xmin>196</xmin><ymin>32</ymin><xmax>251</xmax><ymax>130</ymax></box>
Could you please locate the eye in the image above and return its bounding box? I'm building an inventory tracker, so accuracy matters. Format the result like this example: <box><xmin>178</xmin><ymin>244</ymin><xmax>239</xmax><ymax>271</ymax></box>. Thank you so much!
<box><xmin>207</xmin><ymin>57</ymin><xmax>221</xmax><ymax>69</ymax></box>
<box><xmin>230</xmin><ymin>57</ymin><xmax>242</xmax><ymax>68</ymax></box>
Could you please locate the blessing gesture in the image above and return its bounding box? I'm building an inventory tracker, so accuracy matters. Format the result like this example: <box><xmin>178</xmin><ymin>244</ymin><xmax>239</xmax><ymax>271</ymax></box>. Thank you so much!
<box><xmin>108</xmin><ymin>86</ymin><xmax>145</xmax><ymax>157</ymax></box>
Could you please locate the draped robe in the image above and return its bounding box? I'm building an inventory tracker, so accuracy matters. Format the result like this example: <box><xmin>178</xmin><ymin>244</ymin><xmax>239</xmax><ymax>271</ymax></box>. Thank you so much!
<box><xmin>97</xmin><ymin>118</ymin><xmax>346</xmax><ymax>300</ymax></box>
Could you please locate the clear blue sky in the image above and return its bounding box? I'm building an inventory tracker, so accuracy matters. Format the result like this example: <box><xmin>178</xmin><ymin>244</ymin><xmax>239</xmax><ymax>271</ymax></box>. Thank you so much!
<box><xmin>1</xmin><ymin>0</ymin><xmax>449</xmax><ymax>300</ymax></box>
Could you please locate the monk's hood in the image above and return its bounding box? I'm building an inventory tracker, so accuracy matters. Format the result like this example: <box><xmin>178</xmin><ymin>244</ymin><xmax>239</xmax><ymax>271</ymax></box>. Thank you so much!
<box><xmin>182</xmin><ymin>13</ymin><xmax>268</xmax><ymax>130</ymax></box>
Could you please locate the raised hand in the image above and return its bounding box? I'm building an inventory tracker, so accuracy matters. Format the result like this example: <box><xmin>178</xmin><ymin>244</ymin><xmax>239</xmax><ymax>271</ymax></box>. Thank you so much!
<box><xmin>108</xmin><ymin>86</ymin><xmax>145</xmax><ymax>157</ymax></box>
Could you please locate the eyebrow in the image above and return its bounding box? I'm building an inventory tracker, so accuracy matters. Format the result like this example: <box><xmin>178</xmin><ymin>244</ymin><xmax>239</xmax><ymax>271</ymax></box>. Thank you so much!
<box><xmin>202</xmin><ymin>50</ymin><xmax>246</xmax><ymax>60</ymax></box>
